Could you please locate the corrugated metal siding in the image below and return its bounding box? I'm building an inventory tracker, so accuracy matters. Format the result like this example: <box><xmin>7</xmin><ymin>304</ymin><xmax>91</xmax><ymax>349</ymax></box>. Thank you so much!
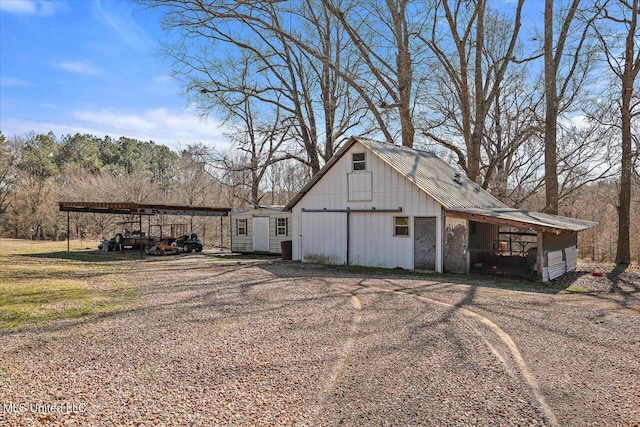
<box><xmin>469</xmin><ymin>222</ymin><xmax>499</xmax><ymax>263</ymax></box>
<box><xmin>478</xmin><ymin>222</ymin><xmax>499</xmax><ymax>250</ymax></box>
<box><xmin>546</xmin><ymin>250</ymin><xmax>565</xmax><ymax>280</ymax></box>
<box><xmin>565</xmin><ymin>246</ymin><xmax>578</xmax><ymax>272</ymax></box>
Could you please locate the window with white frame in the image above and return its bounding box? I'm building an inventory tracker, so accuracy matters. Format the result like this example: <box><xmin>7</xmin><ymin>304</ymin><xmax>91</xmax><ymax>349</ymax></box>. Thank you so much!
<box><xmin>237</xmin><ymin>218</ymin><xmax>247</xmax><ymax>236</ymax></box>
<box><xmin>352</xmin><ymin>152</ymin><xmax>366</xmax><ymax>171</ymax></box>
<box><xmin>276</xmin><ymin>217</ymin><xmax>288</xmax><ymax>236</ymax></box>
<box><xmin>394</xmin><ymin>217</ymin><xmax>409</xmax><ymax>236</ymax></box>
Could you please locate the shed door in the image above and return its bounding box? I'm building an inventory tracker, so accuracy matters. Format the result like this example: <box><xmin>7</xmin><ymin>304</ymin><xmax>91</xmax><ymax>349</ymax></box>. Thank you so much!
<box><xmin>414</xmin><ymin>217</ymin><xmax>437</xmax><ymax>270</ymax></box>
<box><xmin>253</xmin><ymin>217</ymin><xmax>270</xmax><ymax>252</ymax></box>
<box><xmin>444</xmin><ymin>217</ymin><xmax>468</xmax><ymax>274</ymax></box>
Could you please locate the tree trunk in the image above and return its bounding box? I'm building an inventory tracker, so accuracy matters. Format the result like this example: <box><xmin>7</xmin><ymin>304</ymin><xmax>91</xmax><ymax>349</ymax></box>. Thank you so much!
<box><xmin>251</xmin><ymin>168</ymin><xmax>260</xmax><ymax>208</ymax></box>
<box><xmin>543</xmin><ymin>0</ymin><xmax>559</xmax><ymax>215</ymax></box>
<box><xmin>615</xmin><ymin>0</ymin><xmax>638</xmax><ymax>265</ymax></box>
<box><xmin>617</xmin><ymin>99</ymin><xmax>631</xmax><ymax>264</ymax></box>
<box><xmin>392</xmin><ymin>0</ymin><xmax>414</xmax><ymax>148</ymax></box>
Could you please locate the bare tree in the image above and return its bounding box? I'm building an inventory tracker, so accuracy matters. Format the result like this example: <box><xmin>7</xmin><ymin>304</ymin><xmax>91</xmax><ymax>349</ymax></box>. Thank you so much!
<box><xmin>263</xmin><ymin>159</ymin><xmax>310</xmax><ymax>206</ymax></box>
<box><xmin>318</xmin><ymin>0</ymin><xmax>430</xmax><ymax>148</ymax></box>
<box><xmin>483</xmin><ymin>70</ymin><xmax>545</xmax><ymax>204</ymax></box>
<box><xmin>420</xmin><ymin>0</ymin><xmax>526</xmax><ymax>183</ymax></box>
<box><xmin>542</xmin><ymin>0</ymin><xmax>598</xmax><ymax>214</ymax></box>
<box><xmin>196</xmin><ymin>56</ymin><xmax>299</xmax><ymax>206</ymax></box>
<box><xmin>594</xmin><ymin>0</ymin><xmax>640</xmax><ymax>265</ymax></box>
<box><xmin>149</xmin><ymin>0</ymin><xmax>364</xmax><ymax>174</ymax></box>
<box><xmin>173</xmin><ymin>146</ymin><xmax>211</xmax><ymax>207</ymax></box>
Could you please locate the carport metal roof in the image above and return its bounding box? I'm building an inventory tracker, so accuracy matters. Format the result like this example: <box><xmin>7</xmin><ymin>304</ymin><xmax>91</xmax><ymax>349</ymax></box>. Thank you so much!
<box><xmin>58</xmin><ymin>201</ymin><xmax>230</xmax><ymax>217</ymax></box>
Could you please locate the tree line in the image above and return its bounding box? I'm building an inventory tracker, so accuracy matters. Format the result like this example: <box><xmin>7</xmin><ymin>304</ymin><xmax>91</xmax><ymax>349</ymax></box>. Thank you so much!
<box><xmin>0</xmin><ymin>131</ymin><xmax>301</xmax><ymax>244</ymax></box>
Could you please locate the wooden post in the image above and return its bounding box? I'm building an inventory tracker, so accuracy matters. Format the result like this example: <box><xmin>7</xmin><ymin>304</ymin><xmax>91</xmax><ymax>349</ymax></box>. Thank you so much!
<box><xmin>67</xmin><ymin>211</ymin><xmax>70</xmax><ymax>252</ymax></box>
<box><xmin>537</xmin><ymin>231</ymin><xmax>544</xmax><ymax>281</ymax></box>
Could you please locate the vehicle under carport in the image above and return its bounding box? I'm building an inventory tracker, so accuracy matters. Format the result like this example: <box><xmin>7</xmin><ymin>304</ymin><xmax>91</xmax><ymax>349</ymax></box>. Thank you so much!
<box><xmin>58</xmin><ymin>201</ymin><xmax>231</xmax><ymax>257</ymax></box>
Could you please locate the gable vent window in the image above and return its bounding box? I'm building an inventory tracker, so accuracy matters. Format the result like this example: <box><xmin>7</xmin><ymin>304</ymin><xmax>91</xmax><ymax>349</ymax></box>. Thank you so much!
<box><xmin>352</xmin><ymin>152</ymin><xmax>366</xmax><ymax>171</ymax></box>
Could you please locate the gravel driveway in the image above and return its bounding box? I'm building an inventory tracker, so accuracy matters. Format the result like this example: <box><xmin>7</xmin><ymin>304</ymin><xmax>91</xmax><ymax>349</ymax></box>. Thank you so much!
<box><xmin>1</xmin><ymin>257</ymin><xmax>639</xmax><ymax>426</ymax></box>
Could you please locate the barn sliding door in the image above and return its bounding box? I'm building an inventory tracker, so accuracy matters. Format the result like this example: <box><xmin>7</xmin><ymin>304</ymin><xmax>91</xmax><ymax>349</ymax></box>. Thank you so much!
<box><xmin>414</xmin><ymin>217</ymin><xmax>437</xmax><ymax>270</ymax></box>
<box><xmin>253</xmin><ymin>217</ymin><xmax>270</xmax><ymax>252</ymax></box>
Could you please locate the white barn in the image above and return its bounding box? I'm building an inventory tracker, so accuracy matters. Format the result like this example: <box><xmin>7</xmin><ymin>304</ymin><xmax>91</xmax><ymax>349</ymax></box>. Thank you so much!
<box><xmin>285</xmin><ymin>137</ymin><xmax>596</xmax><ymax>280</ymax></box>
<box><xmin>231</xmin><ymin>206</ymin><xmax>292</xmax><ymax>254</ymax></box>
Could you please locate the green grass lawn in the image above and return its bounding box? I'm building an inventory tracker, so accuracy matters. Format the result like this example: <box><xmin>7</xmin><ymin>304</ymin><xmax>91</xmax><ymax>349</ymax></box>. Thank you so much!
<box><xmin>0</xmin><ymin>239</ymin><xmax>136</xmax><ymax>330</ymax></box>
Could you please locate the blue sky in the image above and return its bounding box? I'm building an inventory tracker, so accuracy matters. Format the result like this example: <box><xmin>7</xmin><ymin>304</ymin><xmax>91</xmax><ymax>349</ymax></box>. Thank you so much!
<box><xmin>0</xmin><ymin>0</ymin><xmax>226</xmax><ymax>150</ymax></box>
<box><xmin>0</xmin><ymin>0</ymin><xmax>546</xmax><ymax>152</ymax></box>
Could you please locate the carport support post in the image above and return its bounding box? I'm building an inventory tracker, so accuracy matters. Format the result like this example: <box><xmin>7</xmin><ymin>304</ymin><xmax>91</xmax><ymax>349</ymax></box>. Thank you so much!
<box><xmin>139</xmin><ymin>215</ymin><xmax>143</xmax><ymax>258</ymax></box>
<box><xmin>537</xmin><ymin>231</ymin><xmax>544</xmax><ymax>280</ymax></box>
<box><xmin>67</xmin><ymin>211</ymin><xmax>70</xmax><ymax>253</ymax></box>
<box><xmin>220</xmin><ymin>216</ymin><xmax>223</xmax><ymax>249</ymax></box>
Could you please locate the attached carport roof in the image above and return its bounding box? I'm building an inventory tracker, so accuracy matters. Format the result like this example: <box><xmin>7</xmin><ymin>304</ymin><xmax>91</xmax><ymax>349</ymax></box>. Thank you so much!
<box><xmin>445</xmin><ymin>207</ymin><xmax>597</xmax><ymax>234</ymax></box>
<box><xmin>58</xmin><ymin>202</ymin><xmax>230</xmax><ymax>217</ymax></box>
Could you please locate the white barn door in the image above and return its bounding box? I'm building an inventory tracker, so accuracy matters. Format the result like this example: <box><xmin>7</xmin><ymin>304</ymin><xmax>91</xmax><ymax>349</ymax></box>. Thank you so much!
<box><xmin>253</xmin><ymin>217</ymin><xmax>270</xmax><ymax>252</ymax></box>
<box><xmin>300</xmin><ymin>212</ymin><xmax>347</xmax><ymax>264</ymax></box>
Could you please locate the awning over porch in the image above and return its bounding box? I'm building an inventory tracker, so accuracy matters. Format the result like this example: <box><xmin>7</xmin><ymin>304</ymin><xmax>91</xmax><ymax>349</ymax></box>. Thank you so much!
<box><xmin>445</xmin><ymin>207</ymin><xmax>597</xmax><ymax>234</ymax></box>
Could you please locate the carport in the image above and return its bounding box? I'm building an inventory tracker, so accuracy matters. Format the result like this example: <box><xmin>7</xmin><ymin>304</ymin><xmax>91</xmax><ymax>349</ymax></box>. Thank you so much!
<box><xmin>58</xmin><ymin>201</ymin><xmax>231</xmax><ymax>256</ymax></box>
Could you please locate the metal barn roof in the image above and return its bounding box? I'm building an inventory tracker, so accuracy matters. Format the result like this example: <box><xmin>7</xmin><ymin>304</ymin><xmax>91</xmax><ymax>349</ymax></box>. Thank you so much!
<box><xmin>358</xmin><ymin>138</ymin><xmax>506</xmax><ymax>209</ymax></box>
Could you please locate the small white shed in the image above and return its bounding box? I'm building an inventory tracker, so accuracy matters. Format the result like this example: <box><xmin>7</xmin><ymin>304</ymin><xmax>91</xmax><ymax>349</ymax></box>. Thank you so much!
<box><xmin>230</xmin><ymin>206</ymin><xmax>292</xmax><ymax>254</ymax></box>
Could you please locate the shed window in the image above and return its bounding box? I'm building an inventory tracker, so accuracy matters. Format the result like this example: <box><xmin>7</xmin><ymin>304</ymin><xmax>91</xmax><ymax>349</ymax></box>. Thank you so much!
<box><xmin>276</xmin><ymin>217</ymin><xmax>288</xmax><ymax>236</ymax></box>
<box><xmin>237</xmin><ymin>218</ymin><xmax>247</xmax><ymax>236</ymax></box>
<box><xmin>394</xmin><ymin>217</ymin><xmax>409</xmax><ymax>236</ymax></box>
<box><xmin>352</xmin><ymin>152</ymin><xmax>366</xmax><ymax>171</ymax></box>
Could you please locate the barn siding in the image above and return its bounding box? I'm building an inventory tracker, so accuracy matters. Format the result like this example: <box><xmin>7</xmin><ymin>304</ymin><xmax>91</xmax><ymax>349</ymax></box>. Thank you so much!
<box><xmin>292</xmin><ymin>141</ymin><xmax>443</xmax><ymax>271</ymax></box>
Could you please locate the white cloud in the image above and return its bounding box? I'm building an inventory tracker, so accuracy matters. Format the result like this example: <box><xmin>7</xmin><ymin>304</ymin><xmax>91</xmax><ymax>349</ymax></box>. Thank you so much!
<box><xmin>151</xmin><ymin>75</ymin><xmax>173</xmax><ymax>85</ymax></box>
<box><xmin>559</xmin><ymin>114</ymin><xmax>589</xmax><ymax>129</ymax></box>
<box><xmin>0</xmin><ymin>0</ymin><xmax>37</xmax><ymax>14</ymax></box>
<box><xmin>0</xmin><ymin>0</ymin><xmax>65</xmax><ymax>16</ymax></box>
<box><xmin>1</xmin><ymin>108</ymin><xmax>229</xmax><ymax>151</ymax></box>
<box><xmin>0</xmin><ymin>77</ymin><xmax>34</xmax><ymax>87</ymax></box>
<box><xmin>54</xmin><ymin>60</ymin><xmax>103</xmax><ymax>75</ymax></box>
<box><xmin>92</xmin><ymin>0</ymin><xmax>154</xmax><ymax>52</ymax></box>
<box><xmin>38</xmin><ymin>0</ymin><xmax>64</xmax><ymax>16</ymax></box>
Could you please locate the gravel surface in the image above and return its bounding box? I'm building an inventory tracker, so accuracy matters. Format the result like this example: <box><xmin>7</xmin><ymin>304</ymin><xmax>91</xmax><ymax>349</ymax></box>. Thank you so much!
<box><xmin>1</xmin><ymin>257</ymin><xmax>639</xmax><ymax>426</ymax></box>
